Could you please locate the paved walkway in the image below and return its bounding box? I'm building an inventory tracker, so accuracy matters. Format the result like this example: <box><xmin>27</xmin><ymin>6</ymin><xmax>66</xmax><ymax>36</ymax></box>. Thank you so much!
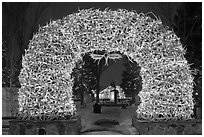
<box><xmin>76</xmin><ymin>102</ymin><xmax>139</xmax><ymax>135</ymax></box>
<box><xmin>82</xmin><ymin>131</ymin><xmax>123</xmax><ymax>135</ymax></box>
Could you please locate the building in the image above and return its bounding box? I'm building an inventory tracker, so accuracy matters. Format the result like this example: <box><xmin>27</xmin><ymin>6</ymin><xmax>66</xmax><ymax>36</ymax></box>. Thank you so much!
<box><xmin>98</xmin><ymin>86</ymin><xmax>126</xmax><ymax>102</ymax></box>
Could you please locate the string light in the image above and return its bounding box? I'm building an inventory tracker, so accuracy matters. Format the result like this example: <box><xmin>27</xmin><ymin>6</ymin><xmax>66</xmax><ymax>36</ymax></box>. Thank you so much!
<box><xmin>18</xmin><ymin>9</ymin><xmax>194</xmax><ymax>121</ymax></box>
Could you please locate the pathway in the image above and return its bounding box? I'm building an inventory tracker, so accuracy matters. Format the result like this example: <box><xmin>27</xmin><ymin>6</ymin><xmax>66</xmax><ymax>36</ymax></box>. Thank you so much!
<box><xmin>75</xmin><ymin>101</ymin><xmax>139</xmax><ymax>135</ymax></box>
<box><xmin>82</xmin><ymin>131</ymin><xmax>123</xmax><ymax>135</ymax></box>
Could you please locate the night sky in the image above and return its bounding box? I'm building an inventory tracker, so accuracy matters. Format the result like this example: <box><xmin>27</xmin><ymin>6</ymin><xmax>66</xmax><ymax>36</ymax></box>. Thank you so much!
<box><xmin>37</xmin><ymin>2</ymin><xmax>180</xmax><ymax>88</ymax></box>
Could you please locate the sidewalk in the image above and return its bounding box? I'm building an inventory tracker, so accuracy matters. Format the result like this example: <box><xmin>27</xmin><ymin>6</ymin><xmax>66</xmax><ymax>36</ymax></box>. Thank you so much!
<box><xmin>75</xmin><ymin>102</ymin><xmax>139</xmax><ymax>135</ymax></box>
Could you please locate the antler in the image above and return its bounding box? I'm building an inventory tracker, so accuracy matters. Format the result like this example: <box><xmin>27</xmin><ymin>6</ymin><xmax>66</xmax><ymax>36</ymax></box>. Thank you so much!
<box><xmin>89</xmin><ymin>52</ymin><xmax>122</xmax><ymax>66</ymax></box>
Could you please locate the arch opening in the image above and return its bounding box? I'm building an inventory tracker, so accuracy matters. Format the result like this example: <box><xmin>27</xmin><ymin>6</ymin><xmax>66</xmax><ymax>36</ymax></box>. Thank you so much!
<box><xmin>18</xmin><ymin>9</ymin><xmax>194</xmax><ymax>122</ymax></box>
<box><xmin>71</xmin><ymin>50</ymin><xmax>142</xmax><ymax>106</ymax></box>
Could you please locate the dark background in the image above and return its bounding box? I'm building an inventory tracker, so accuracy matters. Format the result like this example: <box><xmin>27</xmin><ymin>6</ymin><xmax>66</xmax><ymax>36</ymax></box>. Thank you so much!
<box><xmin>2</xmin><ymin>2</ymin><xmax>201</xmax><ymax>95</ymax></box>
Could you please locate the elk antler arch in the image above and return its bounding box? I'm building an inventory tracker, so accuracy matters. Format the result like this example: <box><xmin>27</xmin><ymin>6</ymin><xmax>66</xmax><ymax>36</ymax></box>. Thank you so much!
<box><xmin>18</xmin><ymin>9</ymin><xmax>194</xmax><ymax>121</ymax></box>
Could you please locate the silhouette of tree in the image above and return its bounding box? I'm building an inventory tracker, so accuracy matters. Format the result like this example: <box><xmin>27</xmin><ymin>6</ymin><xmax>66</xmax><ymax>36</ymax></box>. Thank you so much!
<box><xmin>71</xmin><ymin>54</ymin><xmax>98</xmax><ymax>105</ymax></box>
<box><xmin>173</xmin><ymin>2</ymin><xmax>202</xmax><ymax>115</ymax></box>
<box><xmin>2</xmin><ymin>2</ymin><xmax>49</xmax><ymax>87</ymax></box>
<box><xmin>120</xmin><ymin>59</ymin><xmax>142</xmax><ymax>104</ymax></box>
<box><xmin>173</xmin><ymin>2</ymin><xmax>201</xmax><ymax>69</ymax></box>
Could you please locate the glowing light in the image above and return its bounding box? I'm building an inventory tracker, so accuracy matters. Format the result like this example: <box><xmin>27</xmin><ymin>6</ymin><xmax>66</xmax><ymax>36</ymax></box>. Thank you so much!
<box><xmin>18</xmin><ymin>9</ymin><xmax>194</xmax><ymax>121</ymax></box>
<box><xmin>99</xmin><ymin>86</ymin><xmax>126</xmax><ymax>100</ymax></box>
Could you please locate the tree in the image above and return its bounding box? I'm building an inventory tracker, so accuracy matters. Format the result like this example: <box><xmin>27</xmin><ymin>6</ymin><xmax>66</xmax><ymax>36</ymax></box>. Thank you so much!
<box><xmin>2</xmin><ymin>41</ymin><xmax>10</xmax><ymax>86</ymax></box>
<box><xmin>71</xmin><ymin>54</ymin><xmax>98</xmax><ymax>105</ymax></box>
<box><xmin>173</xmin><ymin>2</ymin><xmax>201</xmax><ymax>69</ymax></box>
<box><xmin>2</xmin><ymin>2</ymin><xmax>49</xmax><ymax>87</ymax></box>
<box><xmin>120</xmin><ymin>58</ymin><xmax>142</xmax><ymax>104</ymax></box>
<box><xmin>172</xmin><ymin>3</ymin><xmax>202</xmax><ymax>111</ymax></box>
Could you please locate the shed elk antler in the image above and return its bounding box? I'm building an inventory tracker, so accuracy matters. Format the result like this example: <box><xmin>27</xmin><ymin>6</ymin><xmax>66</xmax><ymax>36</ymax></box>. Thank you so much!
<box><xmin>89</xmin><ymin>52</ymin><xmax>122</xmax><ymax>65</ymax></box>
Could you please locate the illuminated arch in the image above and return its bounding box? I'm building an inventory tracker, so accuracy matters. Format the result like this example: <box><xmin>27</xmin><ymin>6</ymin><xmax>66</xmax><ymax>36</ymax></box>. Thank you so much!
<box><xmin>18</xmin><ymin>9</ymin><xmax>194</xmax><ymax>121</ymax></box>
